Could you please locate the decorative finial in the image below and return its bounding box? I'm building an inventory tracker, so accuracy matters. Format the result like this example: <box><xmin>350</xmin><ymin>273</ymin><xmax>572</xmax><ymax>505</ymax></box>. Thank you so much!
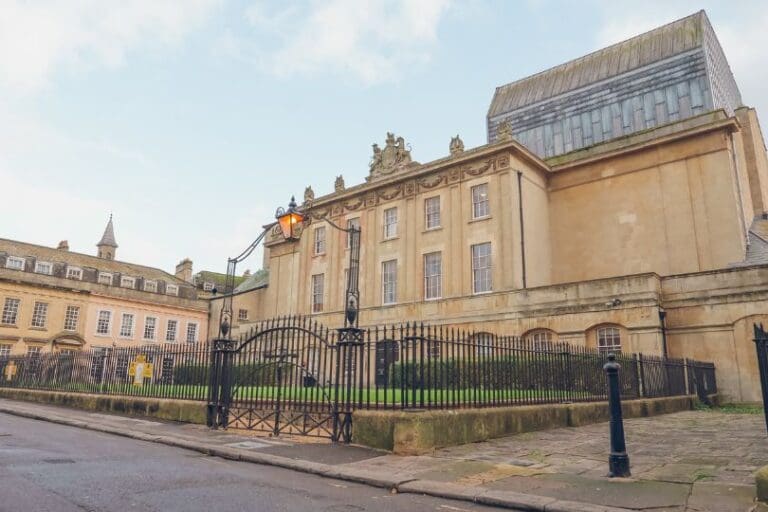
<box><xmin>304</xmin><ymin>186</ymin><xmax>315</xmax><ymax>204</ymax></box>
<box><xmin>449</xmin><ymin>134</ymin><xmax>464</xmax><ymax>156</ymax></box>
<box><xmin>496</xmin><ymin>122</ymin><xmax>512</xmax><ymax>142</ymax></box>
<box><xmin>334</xmin><ymin>175</ymin><xmax>345</xmax><ymax>192</ymax></box>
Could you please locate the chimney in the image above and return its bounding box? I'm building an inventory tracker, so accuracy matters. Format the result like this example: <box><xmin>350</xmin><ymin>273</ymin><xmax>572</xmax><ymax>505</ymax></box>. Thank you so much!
<box><xmin>57</xmin><ymin>240</ymin><xmax>69</xmax><ymax>251</ymax></box>
<box><xmin>175</xmin><ymin>258</ymin><xmax>193</xmax><ymax>283</ymax></box>
<box><xmin>243</xmin><ymin>269</ymin><xmax>252</xmax><ymax>278</ymax></box>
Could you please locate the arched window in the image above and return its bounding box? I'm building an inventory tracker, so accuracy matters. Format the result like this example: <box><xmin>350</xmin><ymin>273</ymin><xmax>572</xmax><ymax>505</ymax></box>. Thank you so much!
<box><xmin>524</xmin><ymin>329</ymin><xmax>557</xmax><ymax>351</ymax></box>
<box><xmin>596</xmin><ymin>326</ymin><xmax>621</xmax><ymax>354</ymax></box>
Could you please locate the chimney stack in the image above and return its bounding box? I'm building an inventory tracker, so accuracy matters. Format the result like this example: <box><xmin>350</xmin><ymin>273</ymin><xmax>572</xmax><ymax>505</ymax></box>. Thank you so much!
<box><xmin>175</xmin><ymin>258</ymin><xmax>193</xmax><ymax>283</ymax></box>
<box><xmin>57</xmin><ymin>240</ymin><xmax>69</xmax><ymax>251</ymax></box>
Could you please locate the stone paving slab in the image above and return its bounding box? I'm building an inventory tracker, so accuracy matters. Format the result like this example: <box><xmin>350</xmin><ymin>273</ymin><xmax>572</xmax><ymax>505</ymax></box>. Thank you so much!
<box><xmin>0</xmin><ymin>398</ymin><xmax>766</xmax><ymax>511</ymax></box>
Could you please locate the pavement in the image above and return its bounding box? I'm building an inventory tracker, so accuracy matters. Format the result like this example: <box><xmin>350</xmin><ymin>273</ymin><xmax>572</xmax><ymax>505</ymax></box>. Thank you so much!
<box><xmin>0</xmin><ymin>398</ymin><xmax>766</xmax><ymax>512</ymax></box>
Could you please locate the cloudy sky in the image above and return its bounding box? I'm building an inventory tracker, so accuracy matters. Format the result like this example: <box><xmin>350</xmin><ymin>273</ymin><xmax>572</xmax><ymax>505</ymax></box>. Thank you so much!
<box><xmin>1</xmin><ymin>0</ymin><xmax>766</xmax><ymax>275</ymax></box>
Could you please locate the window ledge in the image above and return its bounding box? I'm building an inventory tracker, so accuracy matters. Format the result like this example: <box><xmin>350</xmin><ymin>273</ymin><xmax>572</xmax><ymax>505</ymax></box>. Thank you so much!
<box><xmin>469</xmin><ymin>215</ymin><xmax>492</xmax><ymax>224</ymax></box>
<box><xmin>472</xmin><ymin>290</ymin><xmax>493</xmax><ymax>296</ymax></box>
<box><xmin>94</xmin><ymin>333</ymin><xmax>112</xmax><ymax>337</ymax></box>
<box><xmin>0</xmin><ymin>324</ymin><xmax>18</xmax><ymax>329</ymax></box>
<box><xmin>381</xmin><ymin>236</ymin><xmax>400</xmax><ymax>243</ymax></box>
<box><xmin>423</xmin><ymin>227</ymin><xmax>443</xmax><ymax>234</ymax></box>
<box><xmin>29</xmin><ymin>326</ymin><xmax>48</xmax><ymax>331</ymax></box>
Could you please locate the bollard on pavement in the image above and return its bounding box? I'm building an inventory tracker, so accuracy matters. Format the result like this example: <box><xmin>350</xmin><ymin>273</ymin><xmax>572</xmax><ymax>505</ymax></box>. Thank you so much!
<box><xmin>603</xmin><ymin>353</ymin><xmax>631</xmax><ymax>478</ymax></box>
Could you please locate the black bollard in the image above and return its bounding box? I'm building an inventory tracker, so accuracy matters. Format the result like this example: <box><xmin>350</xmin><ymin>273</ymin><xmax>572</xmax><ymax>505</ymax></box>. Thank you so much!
<box><xmin>603</xmin><ymin>353</ymin><xmax>631</xmax><ymax>477</ymax></box>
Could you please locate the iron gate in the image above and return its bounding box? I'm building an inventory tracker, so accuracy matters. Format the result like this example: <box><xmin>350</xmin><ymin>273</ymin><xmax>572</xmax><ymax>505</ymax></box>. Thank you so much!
<box><xmin>754</xmin><ymin>324</ymin><xmax>768</xmax><ymax>433</ymax></box>
<box><xmin>207</xmin><ymin>316</ymin><xmax>363</xmax><ymax>442</ymax></box>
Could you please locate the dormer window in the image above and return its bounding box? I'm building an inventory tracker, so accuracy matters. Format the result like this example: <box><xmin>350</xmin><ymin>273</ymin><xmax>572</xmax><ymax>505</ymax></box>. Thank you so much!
<box><xmin>5</xmin><ymin>256</ymin><xmax>24</xmax><ymax>271</ymax></box>
<box><xmin>166</xmin><ymin>284</ymin><xmax>179</xmax><ymax>296</ymax></box>
<box><xmin>34</xmin><ymin>261</ymin><xmax>53</xmax><ymax>275</ymax></box>
<box><xmin>144</xmin><ymin>280</ymin><xmax>157</xmax><ymax>293</ymax></box>
<box><xmin>66</xmin><ymin>267</ymin><xmax>83</xmax><ymax>280</ymax></box>
<box><xmin>120</xmin><ymin>276</ymin><xmax>135</xmax><ymax>289</ymax></box>
<box><xmin>98</xmin><ymin>272</ymin><xmax>113</xmax><ymax>285</ymax></box>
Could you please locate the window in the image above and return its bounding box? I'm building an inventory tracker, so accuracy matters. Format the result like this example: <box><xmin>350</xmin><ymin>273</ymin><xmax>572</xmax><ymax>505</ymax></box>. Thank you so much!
<box><xmin>98</xmin><ymin>272</ymin><xmax>113</xmax><ymax>285</ymax></box>
<box><xmin>382</xmin><ymin>260</ymin><xmax>397</xmax><ymax>305</ymax></box>
<box><xmin>424</xmin><ymin>252</ymin><xmax>442</xmax><ymax>300</ymax></box>
<box><xmin>119</xmin><ymin>313</ymin><xmax>135</xmax><ymax>338</ymax></box>
<box><xmin>347</xmin><ymin>218</ymin><xmax>360</xmax><ymax>249</ymax></box>
<box><xmin>160</xmin><ymin>357</ymin><xmax>175</xmax><ymax>384</ymax></box>
<box><xmin>64</xmin><ymin>305</ymin><xmax>80</xmax><ymax>331</ymax></box>
<box><xmin>120</xmin><ymin>276</ymin><xmax>135</xmax><ymax>288</ymax></box>
<box><xmin>0</xmin><ymin>345</ymin><xmax>10</xmax><ymax>358</ymax></box>
<box><xmin>314</xmin><ymin>226</ymin><xmax>326</xmax><ymax>255</ymax></box>
<box><xmin>238</xmin><ymin>309</ymin><xmax>248</xmax><ymax>321</ymax></box>
<box><xmin>526</xmin><ymin>330</ymin><xmax>555</xmax><ymax>351</ymax></box>
<box><xmin>144</xmin><ymin>317</ymin><xmax>157</xmax><ymax>341</ymax></box>
<box><xmin>311</xmin><ymin>274</ymin><xmax>324</xmax><ymax>313</ymax></box>
<box><xmin>96</xmin><ymin>310</ymin><xmax>112</xmax><ymax>335</ymax></box>
<box><xmin>26</xmin><ymin>346</ymin><xmax>42</xmax><ymax>357</ymax></box>
<box><xmin>186</xmin><ymin>322</ymin><xmax>198</xmax><ymax>343</ymax></box>
<box><xmin>144</xmin><ymin>280</ymin><xmax>157</xmax><ymax>293</ymax></box>
<box><xmin>471</xmin><ymin>183</ymin><xmax>489</xmax><ymax>219</ymax></box>
<box><xmin>115</xmin><ymin>356</ymin><xmax>130</xmax><ymax>381</ymax></box>
<box><xmin>203</xmin><ymin>282</ymin><xmax>214</xmax><ymax>292</ymax></box>
<box><xmin>383</xmin><ymin>207</ymin><xmax>398</xmax><ymax>239</ymax></box>
<box><xmin>166</xmin><ymin>284</ymin><xmax>179</xmax><ymax>296</ymax></box>
<box><xmin>6</xmin><ymin>256</ymin><xmax>24</xmax><ymax>270</ymax></box>
<box><xmin>597</xmin><ymin>327</ymin><xmax>622</xmax><ymax>354</ymax></box>
<box><xmin>166</xmin><ymin>319</ymin><xmax>178</xmax><ymax>342</ymax></box>
<box><xmin>66</xmin><ymin>267</ymin><xmax>82</xmax><ymax>280</ymax></box>
<box><xmin>30</xmin><ymin>302</ymin><xmax>48</xmax><ymax>328</ymax></box>
<box><xmin>34</xmin><ymin>261</ymin><xmax>53</xmax><ymax>275</ymax></box>
<box><xmin>425</xmin><ymin>196</ymin><xmax>441</xmax><ymax>229</ymax></box>
<box><xmin>471</xmin><ymin>242</ymin><xmax>492</xmax><ymax>294</ymax></box>
<box><xmin>2</xmin><ymin>298</ymin><xmax>20</xmax><ymax>325</ymax></box>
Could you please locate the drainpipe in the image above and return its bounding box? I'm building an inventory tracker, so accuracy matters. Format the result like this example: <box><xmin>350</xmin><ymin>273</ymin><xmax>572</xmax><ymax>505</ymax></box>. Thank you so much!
<box><xmin>517</xmin><ymin>171</ymin><xmax>527</xmax><ymax>289</ymax></box>
<box><xmin>658</xmin><ymin>309</ymin><xmax>668</xmax><ymax>357</ymax></box>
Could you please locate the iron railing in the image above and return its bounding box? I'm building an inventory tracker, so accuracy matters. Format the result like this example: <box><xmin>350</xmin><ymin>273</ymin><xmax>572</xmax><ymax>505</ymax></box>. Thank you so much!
<box><xmin>0</xmin><ymin>342</ymin><xmax>210</xmax><ymax>401</ymax></box>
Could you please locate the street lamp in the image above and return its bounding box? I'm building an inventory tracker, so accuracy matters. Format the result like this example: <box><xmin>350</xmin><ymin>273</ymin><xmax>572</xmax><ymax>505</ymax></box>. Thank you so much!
<box><xmin>275</xmin><ymin>196</ymin><xmax>305</xmax><ymax>241</ymax></box>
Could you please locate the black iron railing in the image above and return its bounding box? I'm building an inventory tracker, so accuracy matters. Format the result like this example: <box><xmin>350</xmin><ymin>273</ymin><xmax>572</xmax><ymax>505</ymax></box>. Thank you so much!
<box><xmin>0</xmin><ymin>342</ymin><xmax>210</xmax><ymax>401</ymax></box>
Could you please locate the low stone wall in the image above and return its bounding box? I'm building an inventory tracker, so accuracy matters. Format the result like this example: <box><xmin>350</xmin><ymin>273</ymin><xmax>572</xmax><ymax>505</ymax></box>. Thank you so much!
<box><xmin>354</xmin><ymin>395</ymin><xmax>716</xmax><ymax>454</ymax></box>
<box><xmin>0</xmin><ymin>388</ymin><xmax>207</xmax><ymax>424</ymax></box>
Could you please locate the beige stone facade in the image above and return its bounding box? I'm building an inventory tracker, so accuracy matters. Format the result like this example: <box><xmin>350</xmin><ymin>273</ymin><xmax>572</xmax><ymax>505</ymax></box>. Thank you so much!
<box><xmin>0</xmin><ymin>224</ymin><xmax>208</xmax><ymax>356</ymax></box>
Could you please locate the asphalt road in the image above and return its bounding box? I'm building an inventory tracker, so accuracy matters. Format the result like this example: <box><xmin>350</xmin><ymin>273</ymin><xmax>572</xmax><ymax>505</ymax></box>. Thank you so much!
<box><xmin>0</xmin><ymin>412</ymin><xmax>503</xmax><ymax>512</ymax></box>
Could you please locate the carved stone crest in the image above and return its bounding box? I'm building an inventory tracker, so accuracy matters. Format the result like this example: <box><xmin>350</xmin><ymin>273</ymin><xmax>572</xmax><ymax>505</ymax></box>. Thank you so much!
<box><xmin>367</xmin><ymin>132</ymin><xmax>413</xmax><ymax>182</ymax></box>
<box><xmin>304</xmin><ymin>185</ymin><xmax>315</xmax><ymax>203</ymax></box>
<box><xmin>496</xmin><ymin>122</ymin><xmax>513</xmax><ymax>142</ymax></box>
<box><xmin>449</xmin><ymin>134</ymin><xmax>464</xmax><ymax>156</ymax></box>
<box><xmin>334</xmin><ymin>175</ymin><xmax>345</xmax><ymax>192</ymax></box>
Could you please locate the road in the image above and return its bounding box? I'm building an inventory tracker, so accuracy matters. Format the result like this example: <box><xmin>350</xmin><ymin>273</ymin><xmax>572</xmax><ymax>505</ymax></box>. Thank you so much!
<box><xmin>0</xmin><ymin>412</ymin><xmax>502</xmax><ymax>512</ymax></box>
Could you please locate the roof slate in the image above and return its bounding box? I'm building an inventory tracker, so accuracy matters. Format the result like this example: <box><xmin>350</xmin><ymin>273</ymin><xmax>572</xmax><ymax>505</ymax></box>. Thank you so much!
<box><xmin>97</xmin><ymin>215</ymin><xmax>118</xmax><ymax>247</ymax></box>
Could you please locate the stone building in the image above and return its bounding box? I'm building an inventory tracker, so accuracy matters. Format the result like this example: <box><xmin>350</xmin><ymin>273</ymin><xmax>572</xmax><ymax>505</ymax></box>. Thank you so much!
<box><xmin>0</xmin><ymin>217</ymin><xmax>208</xmax><ymax>356</ymax></box>
<box><xmin>210</xmin><ymin>11</ymin><xmax>768</xmax><ymax>403</ymax></box>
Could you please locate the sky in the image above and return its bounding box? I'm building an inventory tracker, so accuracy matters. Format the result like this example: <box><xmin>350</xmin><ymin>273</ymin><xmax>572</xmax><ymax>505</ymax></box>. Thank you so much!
<box><xmin>1</xmin><ymin>0</ymin><xmax>767</xmax><ymax>276</ymax></box>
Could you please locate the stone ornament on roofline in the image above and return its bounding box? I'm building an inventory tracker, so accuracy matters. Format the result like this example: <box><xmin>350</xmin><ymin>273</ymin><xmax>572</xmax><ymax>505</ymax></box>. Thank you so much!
<box><xmin>335</xmin><ymin>175</ymin><xmax>345</xmax><ymax>192</ymax></box>
<box><xmin>496</xmin><ymin>121</ymin><xmax>513</xmax><ymax>142</ymax></box>
<box><xmin>304</xmin><ymin>185</ymin><xmax>315</xmax><ymax>204</ymax></box>
<box><xmin>450</xmin><ymin>134</ymin><xmax>464</xmax><ymax>156</ymax></box>
<box><xmin>366</xmin><ymin>132</ymin><xmax>414</xmax><ymax>182</ymax></box>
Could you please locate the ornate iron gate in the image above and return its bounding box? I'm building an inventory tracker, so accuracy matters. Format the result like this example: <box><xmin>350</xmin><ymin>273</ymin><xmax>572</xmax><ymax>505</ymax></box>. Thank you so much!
<box><xmin>207</xmin><ymin>316</ymin><xmax>362</xmax><ymax>442</ymax></box>
<box><xmin>754</xmin><ymin>324</ymin><xmax>768</xmax><ymax>433</ymax></box>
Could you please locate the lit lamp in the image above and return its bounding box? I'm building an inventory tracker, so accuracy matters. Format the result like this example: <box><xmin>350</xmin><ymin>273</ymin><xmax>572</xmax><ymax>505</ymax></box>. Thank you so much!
<box><xmin>275</xmin><ymin>196</ymin><xmax>305</xmax><ymax>241</ymax></box>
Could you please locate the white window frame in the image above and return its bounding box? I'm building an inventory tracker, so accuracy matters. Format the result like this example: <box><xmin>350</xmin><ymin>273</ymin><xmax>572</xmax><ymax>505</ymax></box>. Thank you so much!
<box><xmin>186</xmin><ymin>322</ymin><xmax>199</xmax><ymax>343</ymax></box>
<box><xmin>165</xmin><ymin>319</ymin><xmax>178</xmax><ymax>342</ymax></box>
<box><xmin>64</xmin><ymin>305</ymin><xmax>80</xmax><ymax>332</ymax></box>
<box><xmin>34</xmin><ymin>261</ymin><xmax>53</xmax><ymax>275</ymax></box>
<box><xmin>313</xmin><ymin>226</ymin><xmax>326</xmax><ymax>255</ymax></box>
<box><xmin>203</xmin><ymin>282</ymin><xmax>214</xmax><ymax>292</ymax></box>
<box><xmin>346</xmin><ymin>218</ymin><xmax>360</xmax><ymax>249</ymax></box>
<box><xmin>143</xmin><ymin>280</ymin><xmax>157</xmax><ymax>293</ymax></box>
<box><xmin>166</xmin><ymin>284</ymin><xmax>179</xmax><ymax>296</ymax></box>
<box><xmin>120</xmin><ymin>276</ymin><xmax>135</xmax><ymax>289</ymax></box>
<box><xmin>2</xmin><ymin>298</ymin><xmax>21</xmax><ymax>325</ymax></box>
<box><xmin>526</xmin><ymin>330</ymin><xmax>556</xmax><ymax>351</ymax></box>
<box><xmin>95</xmin><ymin>310</ymin><xmax>112</xmax><ymax>336</ymax></box>
<box><xmin>471</xmin><ymin>183</ymin><xmax>490</xmax><ymax>219</ymax></box>
<box><xmin>119</xmin><ymin>313</ymin><xmax>135</xmax><ymax>339</ymax></box>
<box><xmin>98</xmin><ymin>272</ymin><xmax>113</xmax><ymax>285</ymax></box>
<box><xmin>383</xmin><ymin>207</ymin><xmax>398</xmax><ymax>239</ymax></box>
<box><xmin>143</xmin><ymin>316</ymin><xmax>157</xmax><ymax>341</ymax></box>
<box><xmin>0</xmin><ymin>345</ymin><xmax>10</xmax><ymax>358</ymax></box>
<box><xmin>26</xmin><ymin>346</ymin><xmax>42</xmax><ymax>357</ymax></box>
<box><xmin>66</xmin><ymin>266</ymin><xmax>83</xmax><ymax>280</ymax></box>
<box><xmin>423</xmin><ymin>252</ymin><xmax>442</xmax><ymax>300</ymax></box>
<box><xmin>425</xmin><ymin>196</ymin><xmax>441</xmax><ymax>230</ymax></box>
<box><xmin>597</xmin><ymin>326</ymin><xmax>622</xmax><ymax>354</ymax></box>
<box><xmin>5</xmin><ymin>256</ymin><xmax>25</xmax><ymax>271</ymax></box>
<box><xmin>311</xmin><ymin>274</ymin><xmax>324</xmax><ymax>313</ymax></box>
<box><xmin>238</xmin><ymin>309</ymin><xmax>248</xmax><ymax>321</ymax></box>
<box><xmin>30</xmin><ymin>301</ymin><xmax>48</xmax><ymax>328</ymax></box>
<box><xmin>471</xmin><ymin>242</ymin><xmax>492</xmax><ymax>294</ymax></box>
<box><xmin>381</xmin><ymin>259</ymin><xmax>397</xmax><ymax>305</ymax></box>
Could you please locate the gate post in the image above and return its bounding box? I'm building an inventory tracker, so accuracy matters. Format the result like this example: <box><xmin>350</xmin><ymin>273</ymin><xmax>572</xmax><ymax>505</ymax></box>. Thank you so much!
<box><xmin>754</xmin><ymin>324</ymin><xmax>768</xmax><ymax>434</ymax></box>
<box><xmin>335</xmin><ymin>327</ymin><xmax>364</xmax><ymax>444</ymax></box>
<box><xmin>207</xmin><ymin>338</ymin><xmax>235</xmax><ymax>429</ymax></box>
<box><xmin>604</xmin><ymin>353</ymin><xmax>631</xmax><ymax>478</ymax></box>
